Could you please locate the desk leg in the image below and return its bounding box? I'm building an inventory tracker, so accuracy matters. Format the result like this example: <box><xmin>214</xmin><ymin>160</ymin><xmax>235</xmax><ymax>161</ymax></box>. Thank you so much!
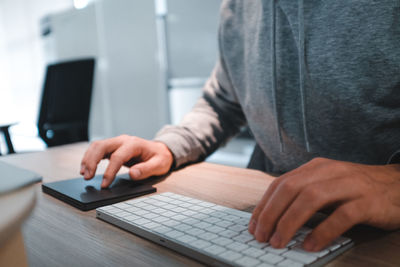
<box><xmin>2</xmin><ymin>127</ymin><xmax>15</xmax><ymax>154</ymax></box>
<box><xmin>0</xmin><ymin>230</ymin><xmax>28</xmax><ymax>267</ymax></box>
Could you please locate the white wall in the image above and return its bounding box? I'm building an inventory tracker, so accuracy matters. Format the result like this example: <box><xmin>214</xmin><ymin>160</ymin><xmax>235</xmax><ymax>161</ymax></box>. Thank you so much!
<box><xmin>0</xmin><ymin>0</ymin><xmax>73</xmax><ymax>127</ymax></box>
<box><xmin>0</xmin><ymin>0</ymin><xmax>73</xmax><ymax>152</ymax></box>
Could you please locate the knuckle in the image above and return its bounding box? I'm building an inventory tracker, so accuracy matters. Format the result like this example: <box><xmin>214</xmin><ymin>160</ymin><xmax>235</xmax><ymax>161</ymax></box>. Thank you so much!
<box><xmin>338</xmin><ymin>206</ymin><xmax>359</xmax><ymax>223</ymax></box>
<box><xmin>90</xmin><ymin>140</ymin><xmax>102</xmax><ymax>149</ymax></box>
<box><xmin>302</xmin><ymin>186</ymin><xmax>322</xmax><ymax>202</ymax></box>
<box><xmin>280</xmin><ymin>179</ymin><xmax>298</xmax><ymax>195</ymax></box>
<box><xmin>110</xmin><ymin>153</ymin><xmax>124</xmax><ymax>164</ymax></box>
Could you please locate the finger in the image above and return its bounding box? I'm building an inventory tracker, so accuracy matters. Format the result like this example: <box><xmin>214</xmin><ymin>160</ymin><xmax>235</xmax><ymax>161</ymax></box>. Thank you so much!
<box><xmin>303</xmin><ymin>199</ymin><xmax>367</xmax><ymax>252</ymax></box>
<box><xmin>102</xmin><ymin>145</ymin><xmax>141</xmax><ymax>188</ymax></box>
<box><xmin>81</xmin><ymin>138</ymin><xmax>122</xmax><ymax>180</ymax></box>
<box><xmin>129</xmin><ymin>157</ymin><xmax>166</xmax><ymax>180</ymax></box>
<box><xmin>270</xmin><ymin>178</ymin><xmax>360</xmax><ymax>248</ymax></box>
<box><xmin>250</xmin><ymin>159</ymin><xmax>328</xmax><ymax>234</ymax></box>
<box><xmin>249</xmin><ymin>177</ymin><xmax>281</xmax><ymax>233</ymax></box>
<box><xmin>253</xmin><ymin>161</ymin><xmax>341</xmax><ymax>242</ymax></box>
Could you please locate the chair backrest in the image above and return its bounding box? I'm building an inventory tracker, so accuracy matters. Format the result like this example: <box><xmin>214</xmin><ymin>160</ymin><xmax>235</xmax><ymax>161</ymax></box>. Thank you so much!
<box><xmin>38</xmin><ymin>58</ymin><xmax>95</xmax><ymax>147</ymax></box>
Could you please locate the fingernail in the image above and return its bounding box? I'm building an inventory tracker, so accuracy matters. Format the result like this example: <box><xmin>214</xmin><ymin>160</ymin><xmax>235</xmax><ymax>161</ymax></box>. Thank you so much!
<box><xmin>249</xmin><ymin>219</ymin><xmax>257</xmax><ymax>233</ymax></box>
<box><xmin>303</xmin><ymin>238</ymin><xmax>317</xmax><ymax>251</ymax></box>
<box><xmin>131</xmin><ymin>169</ymin><xmax>141</xmax><ymax>178</ymax></box>
<box><xmin>80</xmin><ymin>165</ymin><xmax>85</xmax><ymax>175</ymax></box>
<box><xmin>101</xmin><ymin>180</ymin><xmax>107</xmax><ymax>188</ymax></box>
<box><xmin>84</xmin><ymin>169</ymin><xmax>90</xmax><ymax>179</ymax></box>
<box><xmin>270</xmin><ymin>232</ymin><xmax>282</xmax><ymax>248</ymax></box>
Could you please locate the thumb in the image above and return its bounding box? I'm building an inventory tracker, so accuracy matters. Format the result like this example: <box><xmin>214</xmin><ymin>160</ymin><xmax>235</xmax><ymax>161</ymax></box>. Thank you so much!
<box><xmin>129</xmin><ymin>157</ymin><xmax>162</xmax><ymax>180</ymax></box>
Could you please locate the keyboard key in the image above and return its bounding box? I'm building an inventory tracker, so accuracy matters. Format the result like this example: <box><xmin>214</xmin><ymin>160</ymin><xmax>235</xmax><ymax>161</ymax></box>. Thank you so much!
<box><xmin>219</xmin><ymin>250</ymin><xmax>242</xmax><ymax>261</ymax></box>
<box><xmin>182</xmin><ymin>218</ymin><xmax>201</xmax><ymax>225</ymax></box>
<box><xmin>199</xmin><ymin>232</ymin><xmax>219</xmax><ymax>241</ymax></box>
<box><xmin>233</xmin><ymin>232</ymin><xmax>254</xmax><ymax>243</ymax></box>
<box><xmin>229</xmin><ymin>224</ymin><xmax>248</xmax><ymax>232</ymax></box>
<box><xmin>113</xmin><ymin>203</ymin><xmax>131</xmax><ymax>209</ymax></box>
<box><xmin>224</xmin><ymin>215</ymin><xmax>240</xmax><ymax>222</ymax></box>
<box><xmin>140</xmin><ymin>204</ymin><xmax>156</xmax><ymax>211</ymax></box>
<box><xmin>142</xmin><ymin>222</ymin><xmax>162</xmax><ymax>230</ymax></box>
<box><xmin>165</xmin><ymin>230</ymin><xmax>185</xmax><ymax>239</ymax></box>
<box><xmin>185</xmin><ymin>227</ymin><xmax>205</xmax><ymax>236</ymax></box>
<box><xmin>162</xmin><ymin>219</ymin><xmax>180</xmax><ymax>227</ymax></box>
<box><xmin>207</xmin><ymin>225</ymin><xmax>225</xmax><ymax>234</ymax></box>
<box><xmin>198</xmin><ymin>202</ymin><xmax>216</xmax><ymax>208</ymax></box>
<box><xmin>133</xmin><ymin>210</ymin><xmax>150</xmax><ymax>216</ymax></box>
<box><xmin>176</xmin><ymin>235</ymin><xmax>197</xmax><ymax>244</ymax></box>
<box><xmin>181</xmin><ymin>210</ymin><xmax>197</xmax><ymax>216</ymax></box>
<box><xmin>125</xmin><ymin>207</ymin><xmax>141</xmax><ymax>213</ymax></box>
<box><xmin>133</xmin><ymin>202</ymin><xmax>149</xmax><ymax>208</ymax></box>
<box><xmin>152</xmin><ymin>208</ymin><xmax>167</xmax><ymax>214</ymax></box>
<box><xmin>194</xmin><ymin>221</ymin><xmax>212</xmax><ymax>229</ymax></box>
<box><xmin>242</xmin><ymin>247</ymin><xmax>265</xmax><ymax>258</ymax></box>
<box><xmin>259</xmin><ymin>253</ymin><xmax>284</xmax><ymax>264</ymax></box>
<box><xmin>152</xmin><ymin>216</ymin><xmax>170</xmax><ymax>223</ymax></box>
<box><xmin>283</xmin><ymin>250</ymin><xmax>317</xmax><ymax>264</ymax></box>
<box><xmin>235</xmin><ymin>256</ymin><xmax>260</xmax><ymax>267</ymax></box>
<box><xmin>203</xmin><ymin>217</ymin><xmax>221</xmax><ymax>224</ymax></box>
<box><xmin>178</xmin><ymin>202</ymin><xmax>193</xmax><ymax>208</ymax></box>
<box><xmin>153</xmin><ymin>226</ymin><xmax>173</xmax><ymax>234</ymax></box>
<box><xmin>215</xmin><ymin>220</ymin><xmax>234</xmax><ymax>228</ymax></box>
<box><xmin>277</xmin><ymin>259</ymin><xmax>304</xmax><ymax>267</ymax></box>
<box><xmin>204</xmin><ymin>245</ymin><xmax>226</xmax><ymax>255</ymax></box>
<box><xmin>257</xmin><ymin>263</ymin><xmax>275</xmax><ymax>267</ymax></box>
<box><xmin>192</xmin><ymin>213</ymin><xmax>209</xmax><ymax>220</ymax></box>
<box><xmin>172</xmin><ymin>223</ymin><xmax>192</xmax><ymax>232</ymax></box>
<box><xmin>191</xmin><ymin>239</ymin><xmax>212</xmax><ymax>249</ymax></box>
<box><xmin>124</xmin><ymin>215</ymin><xmax>140</xmax><ymax>222</ymax></box>
<box><xmin>212</xmin><ymin>237</ymin><xmax>233</xmax><ymax>246</ymax></box>
<box><xmin>209</xmin><ymin>211</ymin><xmax>228</xmax><ymax>218</ymax></box>
<box><xmin>134</xmin><ymin>218</ymin><xmax>151</xmax><ymax>226</ymax></box>
<box><xmin>226</xmin><ymin>242</ymin><xmax>249</xmax><ymax>252</ymax></box>
<box><xmin>235</xmin><ymin>218</ymin><xmax>250</xmax><ymax>226</ymax></box>
<box><xmin>142</xmin><ymin>213</ymin><xmax>159</xmax><ymax>220</ymax></box>
<box><xmin>247</xmin><ymin>240</ymin><xmax>268</xmax><ymax>249</ymax></box>
<box><xmin>219</xmin><ymin>229</ymin><xmax>239</xmax><ymax>238</ymax></box>
<box><xmin>292</xmin><ymin>245</ymin><xmax>329</xmax><ymax>258</ymax></box>
<box><xmin>116</xmin><ymin>211</ymin><xmax>131</xmax><ymax>218</ymax></box>
<box><xmin>162</xmin><ymin>210</ymin><xmax>177</xmax><ymax>217</ymax></box>
<box><xmin>174</xmin><ymin>214</ymin><xmax>189</xmax><ymax>221</ymax></box>
<box><xmin>263</xmin><ymin>246</ymin><xmax>288</xmax><ymax>255</ymax></box>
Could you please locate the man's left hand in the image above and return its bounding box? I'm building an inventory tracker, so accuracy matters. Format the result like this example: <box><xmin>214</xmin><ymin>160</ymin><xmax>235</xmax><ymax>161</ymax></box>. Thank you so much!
<box><xmin>248</xmin><ymin>157</ymin><xmax>400</xmax><ymax>251</ymax></box>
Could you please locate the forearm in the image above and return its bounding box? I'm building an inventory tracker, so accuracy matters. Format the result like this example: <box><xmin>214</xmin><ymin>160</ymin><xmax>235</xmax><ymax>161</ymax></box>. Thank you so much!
<box><xmin>155</xmin><ymin>88</ymin><xmax>246</xmax><ymax>169</ymax></box>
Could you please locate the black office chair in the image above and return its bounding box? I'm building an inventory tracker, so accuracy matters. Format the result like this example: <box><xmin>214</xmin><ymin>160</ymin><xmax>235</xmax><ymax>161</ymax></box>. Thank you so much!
<box><xmin>38</xmin><ymin>58</ymin><xmax>95</xmax><ymax>147</ymax></box>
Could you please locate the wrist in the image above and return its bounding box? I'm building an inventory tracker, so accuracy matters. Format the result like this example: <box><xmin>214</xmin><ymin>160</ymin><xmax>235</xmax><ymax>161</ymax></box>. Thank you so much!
<box><xmin>154</xmin><ymin>141</ymin><xmax>175</xmax><ymax>171</ymax></box>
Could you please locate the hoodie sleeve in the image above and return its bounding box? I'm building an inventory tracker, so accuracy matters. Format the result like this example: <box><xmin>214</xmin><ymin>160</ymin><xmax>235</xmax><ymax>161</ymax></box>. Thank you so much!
<box><xmin>154</xmin><ymin>52</ymin><xmax>246</xmax><ymax>169</ymax></box>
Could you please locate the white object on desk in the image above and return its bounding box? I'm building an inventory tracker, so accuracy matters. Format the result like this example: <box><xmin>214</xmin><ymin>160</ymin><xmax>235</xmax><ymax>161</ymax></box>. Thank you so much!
<box><xmin>0</xmin><ymin>185</ymin><xmax>37</xmax><ymax>267</ymax></box>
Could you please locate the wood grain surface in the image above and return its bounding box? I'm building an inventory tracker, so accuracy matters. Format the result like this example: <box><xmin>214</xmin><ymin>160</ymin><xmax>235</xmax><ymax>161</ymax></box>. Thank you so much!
<box><xmin>1</xmin><ymin>142</ymin><xmax>399</xmax><ymax>266</ymax></box>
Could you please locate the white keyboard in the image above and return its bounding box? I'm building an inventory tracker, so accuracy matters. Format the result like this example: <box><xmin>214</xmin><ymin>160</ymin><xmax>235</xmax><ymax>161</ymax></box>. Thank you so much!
<box><xmin>96</xmin><ymin>192</ymin><xmax>353</xmax><ymax>267</ymax></box>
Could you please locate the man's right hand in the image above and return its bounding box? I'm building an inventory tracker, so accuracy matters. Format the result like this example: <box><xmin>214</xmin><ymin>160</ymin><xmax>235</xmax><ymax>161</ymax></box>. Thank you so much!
<box><xmin>80</xmin><ymin>135</ymin><xmax>174</xmax><ymax>188</ymax></box>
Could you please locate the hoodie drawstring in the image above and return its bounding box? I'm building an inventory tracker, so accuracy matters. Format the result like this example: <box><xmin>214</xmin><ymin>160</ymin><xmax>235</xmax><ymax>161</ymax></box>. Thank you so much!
<box><xmin>298</xmin><ymin>0</ymin><xmax>310</xmax><ymax>152</ymax></box>
<box><xmin>270</xmin><ymin>0</ymin><xmax>283</xmax><ymax>152</ymax></box>
<box><xmin>271</xmin><ymin>0</ymin><xmax>310</xmax><ymax>153</ymax></box>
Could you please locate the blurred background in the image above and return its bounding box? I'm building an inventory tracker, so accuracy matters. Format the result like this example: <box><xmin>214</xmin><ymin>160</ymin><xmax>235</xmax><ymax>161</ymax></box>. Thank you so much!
<box><xmin>0</xmin><ymin>0</ymin><xmax>254</xmax><ymax>167</ymax></box>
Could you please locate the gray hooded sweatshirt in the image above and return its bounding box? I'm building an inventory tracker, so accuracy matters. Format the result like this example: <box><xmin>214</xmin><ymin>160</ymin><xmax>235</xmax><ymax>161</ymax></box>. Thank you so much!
<box><xmin>155</xmin><ymin>0</ymin><xmax>400</xmax><ymax>174</ymax></box>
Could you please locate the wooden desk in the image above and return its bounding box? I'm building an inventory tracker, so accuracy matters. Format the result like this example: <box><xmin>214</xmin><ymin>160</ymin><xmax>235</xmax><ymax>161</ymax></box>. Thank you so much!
<box><xmin>0</xmin><ymin>142</ymin><xmax>399</xmax><ymax>266</ymax></box>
